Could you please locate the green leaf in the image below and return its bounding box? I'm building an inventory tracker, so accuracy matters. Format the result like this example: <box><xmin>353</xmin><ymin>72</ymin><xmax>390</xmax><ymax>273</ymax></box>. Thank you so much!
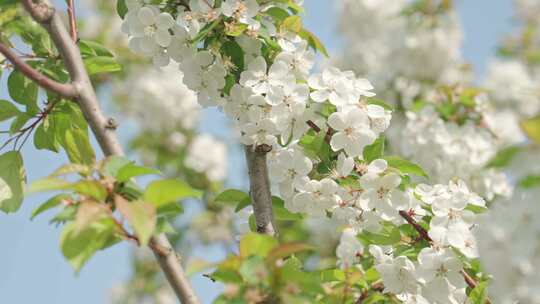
<box><xmin>235</xmin><ymin>197</ymin><xmax>251</xmax><ymax>212</ymax></box>
<box><xmin>34</xmin><ymin>122</ymin><xmax>59</xmax><ymax>152</ymax></box>
<box><xmin>221</xmin><ymin>40</ymin><xmax>244</xmax><ymax>74</ymax></box>
<box><xmin>265</xmin><ymin>7</ymin><xmax>290</xmax><ymax>22</ymax></box>
<box><xmin>519</xmin><ymin>175</ymin><xmax>540</xmax><ymax>188</ymax></box>
<box><xmin>116</xmin><ymin>197</ymin><xmax>156</xmax><ymax>246</ymax></box>
<box><xmin>71</xmin><ymin>180</ymin><xmax>108</xmax><ymax>201</ymax></box>
<box><xmin>28</xmin><ymin>177</ymin><xmax>72</xmax><ymax>193</ymax></box>
<box><xmin>50</xmin><ymin>163</ymin><xmax>91</xmax><ymax>177</ymax></box>
<box><xmin>144</xmin><ymin>179</ymin><xmax>202</xmax><ymax>208</ymax></box>
<box><xmin>320</xmin><ymin>268</ymin><xmax>346</xmax><ymax>282</ymax></box>
<box><xmin>0</xmin><ymin>151</ymin><xmax>25</xmax><ymax>213</ymax></box>
<box><xmin>0</xmin><ymin>99</ymin><xmax>20</xmax><ymax>121</ymax></box>
<box><xmin>384</xmin><ymin>156</ymin><xmax>428</xmax><ymax>178</ymax></box>
<box><xmin>358</xmin><ymin>224</ymin><xmax>401</xmax><ymax>245</ymax></box>
<box><xmin>363</xmin><ymin>136</ymin><xmax>385</xmax><ymax>163</ymax></box>
<box><xmin>7</xmin><ymin>70</ymin><xmax>38</xmax><ymax>108</ymax></box>
<box><xmin>79</xmin><ymin>40</ymin><xmax>114</xmax><ymax>57</ymax></box>
<box><xmin>272</xmin><ymin>196</ymin><xmax>302</xmax><ymax>221</ymax></box>
<box><xmin>487</xmin><ymin>146</ymin><xmax>521</xmax><ymax>168</ymax></box>
<box><xmin>239</xmin><ymin>232</ymin><xmax>278</xmax><ymax>258</ymax></box>
<box><xmin>266</xmin><ymin>242</ymin><xmax>313</xmax><ymax>264</ymax></box>
<box><xmin>367</xmin><ymin>98</ymin><xmax>394</xmax><ymax>111</ymax></box>
<box><xmin>101</xmin><ymin>156</ymin><xmax>131</xmax><ymax>177</ymax></box>
<box><xmin>469</xmin><ymin>281</ymin><xmax>488</xmax><ymax>304</ymax></box>
<box><xmin>60</xmin><ymin>218</ymin><xmax>116</xmax><ymax>272</ymax></box>
<box><xmin>84</xmin><ymin>56</ymin><xmax>122</xmax><ymax>75</ymax></box>
<box><xmin>116</xmin><ymin>0</ymin><xmax>128</xmax><ymax>19</ymax></box>
<box><xmin>9</xmin><ymin>112</ymin><xmax>31</xmax><ymax>135</ymax></box>
<box><xmin>299</xmin><ymin>28</ymin><xmax>328</xmax><ymax>57</ymax></box>
<box><xmin>62</xmin><ymin>129</ymin><xmax>95</xmax><ymax>165</ymax></box>
<box><xmin>0</xmin><ymin>0</ymin><xmax>18</xmax><ymax>6</ymax></box>
<box><xmin>225</xmin><ymin>23</ymin><xmax>247</xmax><ymax>37</ymax></box>
<box><xmin>281</xmin><ymin>15</ymin><xmax>302</xmax><ymax>33</ymax></box>
<box><xmin>239</xmin><ymin>255</ymin><xmax>267</xmax><ymax>284</ymax></box>
<box><xmin>521</xmin><ymin>115</ymin><xmax>540</xmax><ymax>144</ymax></box>
<box><xmin>214</xmin><ymin>189</ymin><xmax>249</xmax><ymax>205</ymax></box>
<box><xmin>116</xmin><ymin>163</ymin><xmax>161</xmax><ymax>182</ymax></box>
<box><xmin>28</xmin><ymin>178</ymin><xmax>106</xmax><ymax>201</ymax></box>
<box><xmin>31</xmin><ymin>194</ymin><xmax>69</xmax><ymax>220</ymax></box>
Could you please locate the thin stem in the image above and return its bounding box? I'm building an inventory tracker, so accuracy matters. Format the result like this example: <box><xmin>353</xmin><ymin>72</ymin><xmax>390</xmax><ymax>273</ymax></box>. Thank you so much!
<box><xmin>398</xmin><ymin>210</ymin><xmax>433</xmax><ymax>243</ymax></box>
<box><xmin>0</xmin><ymin>43</ymin><xmax>77</xmax><ymax>98</ymax></box>
<box><xmin>67</xmin><ymin>0</ymin><xmax>78</xmax><ymax>42</ymax></box>
<box><xmin>398</xmin><ymin>210</ymin><xmax>491</xmax><ymax>303</ymax></box>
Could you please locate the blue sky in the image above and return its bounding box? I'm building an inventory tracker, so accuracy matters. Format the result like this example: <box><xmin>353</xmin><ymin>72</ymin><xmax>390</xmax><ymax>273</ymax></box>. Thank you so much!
<box><xmin>0</xmin><ymin>1</ymin><xmax>515</xmax><ymax>303</ymax></box>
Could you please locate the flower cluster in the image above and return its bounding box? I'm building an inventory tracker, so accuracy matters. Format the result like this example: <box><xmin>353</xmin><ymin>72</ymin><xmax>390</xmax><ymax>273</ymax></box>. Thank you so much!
<box><xmin>477</xmin><ymin>187</ymin><xmax>540</xmax><ymax>304</ymax></box>
<box><xmin>335</xmin><ymin>0</ymin><xmax>466</xmax><ymax>107</ymax></box>
<box><xmin>396</xmin><ymin>105</ymin><xmax>512</xmax><ymax>200</ymax></box>
<box><xmin>118</xmin><ymin>63</ymin><xmax>200</xmax><ymax>131</ymax></box>
<box><xmin>122</xmin><ymin>0</ymin><xmax>386</xmax><ymax>150</ymax></box>
<box><xmin>484</xmin><ymin>60</ymin><xmax>540</xmax><ymax>119</ymax></box>
<box><xmin>120</xmin><ymin>1</ymin><xmax>488</xmax><ymax>302</ymax></box>
<box><xmin>335</xmin><ymin>179</ymin><xmax>485</xmax><ymax>303</ymax></box>
<box><xmin>115</xmin><ymin>63</ymin><xmax>228</xmax><ymax>183</ymax></box>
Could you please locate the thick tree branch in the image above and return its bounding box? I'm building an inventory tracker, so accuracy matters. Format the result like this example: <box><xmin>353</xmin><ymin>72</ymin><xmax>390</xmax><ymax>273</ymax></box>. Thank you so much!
<box><xmin>0</xmin><ymin>43</ymin><xmax>77</xmax><ymax>98</ymax></box>
<box><xmin>22</xmin><ymin>1</ymin><xmax>200</xmax><ymax>303</ymax></box>
<box><xmin>245</xmin><ymin>145</ymin><xmax>276</xmax><ymax>235</ymax></box>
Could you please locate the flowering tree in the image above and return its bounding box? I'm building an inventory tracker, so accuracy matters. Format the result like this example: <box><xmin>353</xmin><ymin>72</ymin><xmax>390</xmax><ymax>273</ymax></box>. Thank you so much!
<box><xmin>1</xmin><ymin>0</ymin><xmax>540</xmax><ymax>303</ymax></box>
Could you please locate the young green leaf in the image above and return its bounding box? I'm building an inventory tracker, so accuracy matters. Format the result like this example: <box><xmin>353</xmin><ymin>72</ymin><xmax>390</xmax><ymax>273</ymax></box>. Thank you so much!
<box><xmin>34</xmin><ymin>122</ymin><xmax>60</xmax><ymax>152</ymax></box>
<box><xmin>78</xmin><ymin>40</ymin><xmax>114</xmax><ymax>58</ymax></box>
<box><xmin>60</xmin><ymin>218</ymin><xmax>116</xmax><ymax>272</ymax></box>
<box><xmin>144</xmin><ymin>179</ymin><xmax>202</xmax><ymax>208</ymax></box>
<box><xmin>487</xmin><ymin>146</ymin><xmax>521</xmax><ymax>168</ymax></box>
<box><xmin>272</xmin><ymin>196</ymin><xmax>302</xmax><ymax>221</ymax></box>
<box><xmin>116</xmin><ymin>163</ymin><xmax>161</xmax><ymax>182</ymax></box>
<box><xmin>31</xmin><ymin>194</ymin><xmax>70</xmax><ymax>220</ymax></box>
<box><xmin>299</xmin><ymin>29</ymin><xmax>329</xmax><ymax>57</ymax></box>
<box><xmin>116</xmin><ymin>0</ymin><xmax>128</xmax><ymax>18</ymax></box>
<box><xmin>214</xmin><ymin>189</ymin><xmax>249</xmax><ymax>204</ymax></box>
<box><xmin>239</xmin><ymin>232</ymin><xmax>278</xmax><ymax>258</ymax></box>
<box><xmin>384</xmin><ymin>156</ymin><xmax>428</xmax><ymax>178</ymax></box>
<box><xmin>116</xmin><ymin>196</ymin><xmax>156</xmax><ymax>246</ymax></box>
<box><xmin>281</xmin><ymin>15</ymin><xmax>302</xmax><ymax>33</ymax></box>
<box><xmin>363</xmin><ymin>136</ymin><xmax>385</xmax><ymax>163</ymax></box>
<box><xmin>61</xmin><ymin>129</ymin><xmax>96</xmax><ymax>165</ymax></box>
<box><xmin>7</xmin><ymin>70</ymin><xmax>38</xmax><ymax>108</ymax></box>
<box><xmin>84</xmin><ymin>56</ymin><xmax>122</xmax><ymax>75</ymax></box>
<box><xmin>0</xmin><ymin>151</ymin><xmax>25</xmax><ymax>213</ymax></box>
<box><xmin>0</xmin><ymin>99</ymin><xmax>20</xmax><ymax>121</ymax></box>
<box><xmin>521</xmin><ymin>115</ymin><xmax>540</xmax><ymax>144</ymax></box>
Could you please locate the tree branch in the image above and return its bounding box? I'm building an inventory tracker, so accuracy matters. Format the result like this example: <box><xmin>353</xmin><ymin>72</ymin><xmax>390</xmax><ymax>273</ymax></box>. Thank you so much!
<box><xmin>0</xmin><ymin>43</ymin><xmax>77</xmax><ymax>98</ymax></box>
<box><xmin>399</xmin><ymin>210</ymin><xmax>433</xmax><ymax>243</ymax></box>
<box><xmin>67</xmin><ymin>0</ymin><xmax>78</xmax><ymax>41</ymax></box>
<box><xmin>22</xmin><ymin>1</ymin><xmax>200</xmax><ymax>303</ymax></box>
<box><xmin>399</xmin><ymin>210</ymin><xmax>491</xmax><ymax>303</ymax></box>
<box><xmin>245</xmin><ymin>145</ymin><xmax>276</xmax><ymax>235</ymax></box>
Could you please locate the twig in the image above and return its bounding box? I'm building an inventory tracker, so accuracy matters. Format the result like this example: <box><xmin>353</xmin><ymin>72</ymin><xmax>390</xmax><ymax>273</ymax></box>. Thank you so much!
<box><xmin>0</xmin><ymin>43</ymin><xmax>77</xmax><ymax>98</ymax></box>
<box><xmin>305</xmin><ymin>119</ymin><xmax>333</xmax><ymax>144</ymax></box>
<box><xmin>67</xmin><ymin>0</ymin><xmax>78</xmax><ymax>41</ymax></box>
<box><xmin>398</xmin><ymin>210</ymin><xmax>433</xmax><ymax>243</ymax></box>
<box><xmin>21</xmin><ymin>1</ymin><xmax>200</xmax><ymax>303</ymax></box>
<box><xmin>398</xmin><ymin>210</ymin><xmax>491</xmax><ymax>304</ymax></box>
<box><xmin>306</xmin><ymin>120</ymin><xmax>321</xmax><ymax>133</ymax></box>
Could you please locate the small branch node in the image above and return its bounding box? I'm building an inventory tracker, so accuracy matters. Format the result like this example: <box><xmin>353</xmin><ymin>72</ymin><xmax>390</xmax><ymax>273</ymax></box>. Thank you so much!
<box><xmin>105</xmin><ymin>118</ymin><xmax>119</xmax><ymax>130</ymax></box>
